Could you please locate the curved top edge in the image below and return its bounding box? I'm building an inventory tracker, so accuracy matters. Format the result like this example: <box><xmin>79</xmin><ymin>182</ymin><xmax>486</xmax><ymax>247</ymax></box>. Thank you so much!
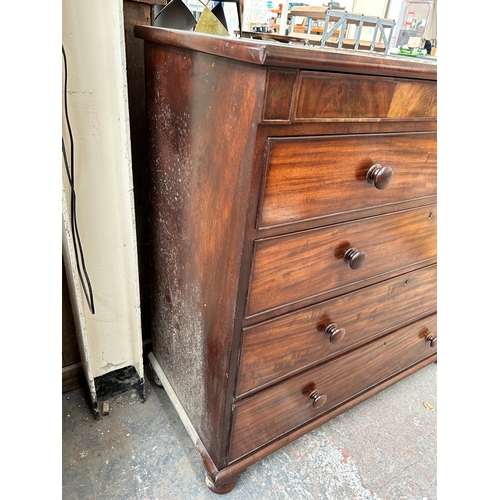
<box><xmin>134</xmin><ymin>26</ymin><xmax>437</xmax><ymax>80</ymax></box>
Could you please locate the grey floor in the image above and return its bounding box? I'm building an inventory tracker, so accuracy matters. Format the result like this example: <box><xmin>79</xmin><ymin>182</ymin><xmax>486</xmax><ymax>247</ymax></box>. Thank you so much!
<box><xmin>62</xmin><ymin>362</ymin><xmax>437</xmax><ymax>500</ymax></box>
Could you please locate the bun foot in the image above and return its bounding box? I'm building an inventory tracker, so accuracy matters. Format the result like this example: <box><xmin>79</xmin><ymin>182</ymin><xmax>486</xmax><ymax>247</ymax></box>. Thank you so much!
<box><xmin>205</xmin><ymin>473</ymin><xmax>238</xmax><ymax>494</ymax></box>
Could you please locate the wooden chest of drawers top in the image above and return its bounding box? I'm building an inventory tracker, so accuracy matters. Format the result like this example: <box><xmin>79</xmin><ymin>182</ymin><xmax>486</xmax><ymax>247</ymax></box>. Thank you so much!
<box><xmin>135</xmin><ymin>26</ymin><xmax>437</xmax><ymax>77</ymax></box>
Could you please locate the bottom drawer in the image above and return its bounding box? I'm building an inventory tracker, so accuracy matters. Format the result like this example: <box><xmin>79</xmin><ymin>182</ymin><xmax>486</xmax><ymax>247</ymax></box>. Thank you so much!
<box><xmin>229</xmin><ymin>314</ymin><xmax>437</xmax><ymax>462</ymax></box>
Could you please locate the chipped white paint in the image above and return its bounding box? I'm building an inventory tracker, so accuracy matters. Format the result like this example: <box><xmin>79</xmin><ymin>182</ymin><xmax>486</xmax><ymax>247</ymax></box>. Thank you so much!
<box><xmin>62</xmin><ymin>0</ymin><xmax>143</xmax><ymax>382</ymax></box>
<box><xmin>62</xmin><ymin>192</ymin><xmax>98</xmax><ymax>405</ymax></box>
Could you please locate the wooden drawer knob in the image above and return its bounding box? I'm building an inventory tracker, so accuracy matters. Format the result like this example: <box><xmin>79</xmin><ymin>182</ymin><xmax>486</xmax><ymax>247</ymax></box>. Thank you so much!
<box><xmin>366</xmin><ymin>164</ymin><xmax>394</xmax><ymax>190</ymax></box>
<box><xmin>325</xmin><ymin>323</ymin><xmax>346</xmax><ymax>344</ymax></box>
<box><xmin>343</xmin><ymin>247</ymin><xmax>366</xmax><ymax>270</ymax></box>
<box><xmin>425</xmin><ymin>333</ymin><xmax>437</xmax><ymax>347</ymax></box>
<box><xmin>309</xmin><ymin>390</ymin><xmax>327</xmax><ymax>409</ymax></box>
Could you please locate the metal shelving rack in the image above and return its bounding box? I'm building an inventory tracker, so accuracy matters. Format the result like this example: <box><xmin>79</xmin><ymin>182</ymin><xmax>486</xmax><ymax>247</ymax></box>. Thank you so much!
<box><xmin>320</xmin><ymin>10</ymin><xmax>395</xmax><ymax>53</ymax></box>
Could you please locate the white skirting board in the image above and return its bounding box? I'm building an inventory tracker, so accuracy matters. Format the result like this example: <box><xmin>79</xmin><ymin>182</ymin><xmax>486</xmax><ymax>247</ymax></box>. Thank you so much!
<box><xmin>148</xmin><ymin>352</ymin><xmax>201</xmax><ymax>448</ymax></box>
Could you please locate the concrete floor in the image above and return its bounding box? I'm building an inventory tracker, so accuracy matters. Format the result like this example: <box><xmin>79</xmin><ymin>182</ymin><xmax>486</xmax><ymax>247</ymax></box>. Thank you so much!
<box><xmin>62</xmin><ymin>362</ymin><xmax>437</xmax><ymax>500</ymax></box>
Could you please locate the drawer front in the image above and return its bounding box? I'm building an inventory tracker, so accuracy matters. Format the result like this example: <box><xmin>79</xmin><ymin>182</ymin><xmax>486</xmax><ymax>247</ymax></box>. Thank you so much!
<box><xmin>247</xmin><ymin>205</ymin><xmax>436</xmax><ymax>319</ymax></box>
<box><xmin>259</xmin><ymin>132</ymin><xmax>436</xmax><ymax>229</ymax></box>
<box><xmin>237</xmin><ymin>265</ymin><xmax>436</xmax><ymax>396</ymax></box>
<box><xmin>294</xmin><ymin>72</ymin><xmax>437</xmax><ymax>121</ymax></box>
<box><xmin>229</xmin><ymin>314</ymin><xmax>437</xmax><ymax>462</ymax></box>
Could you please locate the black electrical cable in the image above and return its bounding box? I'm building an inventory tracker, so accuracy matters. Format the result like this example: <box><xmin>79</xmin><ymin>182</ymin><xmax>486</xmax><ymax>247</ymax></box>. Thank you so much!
<box><xmin>62</xmin><ymin>44</ymin><xmax>95</xmax><ymax>314</ymax></box>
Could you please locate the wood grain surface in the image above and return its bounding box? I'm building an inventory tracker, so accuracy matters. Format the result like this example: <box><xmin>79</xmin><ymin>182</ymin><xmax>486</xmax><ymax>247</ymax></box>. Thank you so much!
<box><xmin>259</xmin><ymin>132</ymin><xmax>436</xmax><ymax>228</ymax></box>
<box><xmin>237</xmin><ymin>264</ymin><xmax>436</xmax><ymax>396</ymax></box>
<box><xmin>135</xmin><ymin>28</ymin><xmax>437</xmax><ymax>489</ymax></box>
<box><xmin>295</xmin><ymin>72</ymin><xmax>437</xmax><ymax>121</ymax></box>
<box><xmin>230</xmin><ymin>314</ymin><xmax>437</xmax><ymax>461</ymax></box>
<box><xmin>247</xmin><ymin>205</ymin><xmax>437</xmax><ymax>318</ymax></box>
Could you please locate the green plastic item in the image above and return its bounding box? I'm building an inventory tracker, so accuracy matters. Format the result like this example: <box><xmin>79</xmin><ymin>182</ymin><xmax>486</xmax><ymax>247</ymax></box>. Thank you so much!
<box><xmin>398</xmin><ymin>46</ymin><xmax>426</xmax><ymax>57</ymax></box>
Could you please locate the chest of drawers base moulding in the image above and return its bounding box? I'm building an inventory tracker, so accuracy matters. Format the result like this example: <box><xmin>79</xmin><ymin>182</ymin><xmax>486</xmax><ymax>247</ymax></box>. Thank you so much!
<box><xmin>149</xmin><ymin>350</ymin><xmax>436</xmax><ymax>492</ymax></box>
<box><xmin>135</xmin><ymin>26</ymin><xmax>437</xmax><ymax>494</ymax></box>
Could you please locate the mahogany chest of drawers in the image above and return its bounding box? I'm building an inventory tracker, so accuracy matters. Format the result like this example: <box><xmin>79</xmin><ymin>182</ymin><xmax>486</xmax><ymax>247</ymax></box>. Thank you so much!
<box><xmin>135</xmin><ymin>26</ymin><xmax>437</xmax><ymax>494</ymax></box>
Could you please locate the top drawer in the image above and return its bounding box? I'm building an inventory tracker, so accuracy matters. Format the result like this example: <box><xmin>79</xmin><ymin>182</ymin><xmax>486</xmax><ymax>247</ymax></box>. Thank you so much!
<box><xmin>259</xmin><ymin>132</ymin><xmax>436</xmax><ymax>230</ymax></box>
<box><xmin>295</xmin><ymin>72</ymin><xmax>437</xmax><ymax>121</ymax></box>
<box><xmin>262</xmin><ymin>70</ymin><xmax>437</xmax><ymax>123</ymax></box>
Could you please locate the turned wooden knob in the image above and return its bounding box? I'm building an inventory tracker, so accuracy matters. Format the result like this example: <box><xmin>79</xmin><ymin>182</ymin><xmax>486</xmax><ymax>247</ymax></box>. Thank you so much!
<box><xmin>343</xmin><ymin>247</ymin><xmax>366</xmax><ymax>270</ymax></box>
<box><xmin>425</xmin><ymin>333</ymin><xmax>437</xmax><ymax>347</ymax></box>
<box><xmin>325</xmin><ymin>323</ymin><xmax>346</xmax><ymax>344</ymax></box>
<box><xmin>366</xmin><ymin>164</ymin><xmax>394</xmax><ymax>189</ymax></box>
<box><xmin>309</xmin><ymin>390</ymin><xmax>327</xmax><ymax>409</ymax></box>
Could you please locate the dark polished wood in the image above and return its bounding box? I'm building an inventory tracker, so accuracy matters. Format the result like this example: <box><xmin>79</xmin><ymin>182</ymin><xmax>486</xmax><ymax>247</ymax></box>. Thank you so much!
<box><xmin>237</xmin><ymin>265</ymin><xmax>436</xmax><ymax>397</ymax></box>
<box><xmin>263</xmin><ymin>68</ymin><xmax>299</xmax><ymax>122</ymax></box>
<box><xmin>202</xmin><ymin>353</ymin><xmax>435</xmax><ymax>488</ymax></box>
<box><xmin>294</xmin><ymin>72</ymin><xmax>437</xmax><ymax>121</ymax></box>
<box><xmin>62</xmin><ymin>257</ymin><xmax>84</xmax><ymax>392</ymax></box>
<box><xmin>259</xmin><ymin>132</ymin><xmax>436</xmax><ymax>229</ymax></box>
<box><xmin>136</xmin><ymin>27</ymin><xmax>437</xmax><ymax>493</ymax></box>
<box><xmin>261</xmin><ymin>69</ymin><xmax>437</xmax><ymax>123</ymax></box>
<box><xmin>230</xmin><ymin>314</ymin><xmax>437</xmax><ymax>462</ymax></box>
<box><xmin>134</xmin><ymin>26</ymin><xmax>437</xmax><ymax>80</ymax></box>
<box><xmin>247</xmin><ymin>205</ymin><xmax>436</xmax><ymax>319</ymax></box>
<box><xmin>143</xmin><ymin>39</ymin><xmax>266</xmax><ymax>468</ymax></box>
<box><xmin>205</xmin><ymin>474</ymin><xmax>239</xmax><ymax>494</ymax></box>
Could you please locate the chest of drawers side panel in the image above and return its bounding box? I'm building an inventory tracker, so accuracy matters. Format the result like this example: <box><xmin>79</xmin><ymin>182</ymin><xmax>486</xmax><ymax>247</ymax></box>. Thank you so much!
<box><xmin>143</xmin><ymin>40</ymin><xmax>267</xmax><ymax>467</ymax></box>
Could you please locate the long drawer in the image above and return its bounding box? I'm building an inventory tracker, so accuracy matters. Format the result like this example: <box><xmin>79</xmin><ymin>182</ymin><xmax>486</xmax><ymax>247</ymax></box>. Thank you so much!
<box><xmin>247</xmin><ymin>205</ymin><xmax>436</xmax><ymax>319</ymax></box>
<box><xmin>261</xmin><ymin>70</ymin><xmax>437</xmax><ymax>123</ymax></box>
<box><xmin>237</xmin><ymin>264</ymin><xmax>436</xmax><ymax>397</ymax></box>
<box><xmin>259</xmin><ymin>132</ymin><xmax>436</xmax><ymax>229</ymax></box>
<box><xmin>229</xmin><ymin>314</ymin><xmax>437</xmax><ymax>462</ymax></box>
<box><xmin>294</xmin><ymin>72</ymin><xmax>437</xmax><ymax>121</ymax></box>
